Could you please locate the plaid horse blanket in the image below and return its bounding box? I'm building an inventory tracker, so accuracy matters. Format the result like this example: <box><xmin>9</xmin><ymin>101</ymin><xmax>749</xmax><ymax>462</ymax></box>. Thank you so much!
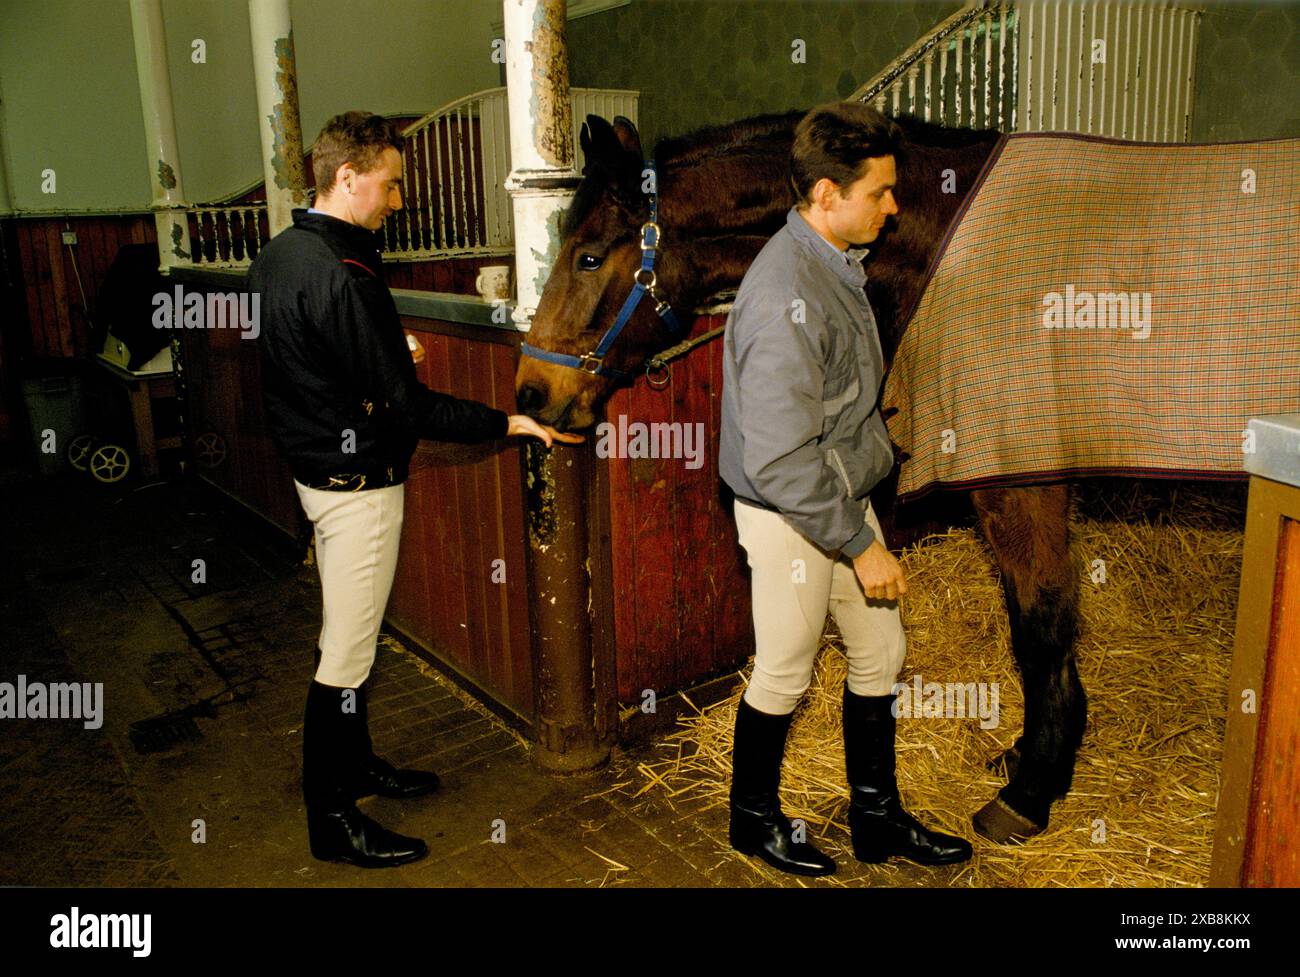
<box><xmin>882</xmin><ymin>133</ymin><xmax>1300</xmax><ymax>502</ymax></box>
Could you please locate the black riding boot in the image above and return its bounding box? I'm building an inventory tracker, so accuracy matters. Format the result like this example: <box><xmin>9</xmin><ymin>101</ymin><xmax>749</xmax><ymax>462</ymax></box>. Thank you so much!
<box><xmin>312</xmin><ymin>647</ymin><xmax>440</xmax><ymax>801</ymax></box>
<box><xmin>303</xmin><ymin>680</ymin><xmax>428</xmax><ymax>868</ymax></box>
<box><xmin>843</xmin><ymin>686</ymin><xmax>972</xmax><ymax>866</ymax></box>
<box><xmin>729</xmin><ymin>698</ymin><xmax>836</xmax><ymax>877</ymax></box>
<box><xmin>350</xmin><ymin>681</ymin><xmax>440</xmax><ymax>800</ymax></box>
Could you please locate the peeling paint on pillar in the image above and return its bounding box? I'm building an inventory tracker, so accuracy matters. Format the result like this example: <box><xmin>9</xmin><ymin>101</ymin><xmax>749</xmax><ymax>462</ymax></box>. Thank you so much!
<box><xmin>156</xmin><ymin>160</ymin><xmax>176</xmax><ymax>190</ymax></box>
<box><xmin>269</xmin><ymin>33</ymin><xmax>307</xmax><ymax>204</ymax></box>
<box><xmin>528</xmin><ymin>0</ymin><xmax>574</xmax><ymax>170</ymax></box>
<box><xmin>169</xmin><ymin>222</ymin><xmax>189</xmax><ymax>260</ymax></box>
<box><xmin>525</xmin><ymin>441</ymin><xmax>558</xmax><ymax>548</ymax></box>
<box><xmin>528</xmin><ymin>208</ymin><xmax>565</xmax><ymax>302</ymax></box>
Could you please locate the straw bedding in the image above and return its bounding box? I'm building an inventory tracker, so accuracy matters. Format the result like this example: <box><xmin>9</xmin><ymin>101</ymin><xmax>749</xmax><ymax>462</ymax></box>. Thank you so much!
<box><xmin>629</xmin><ymin>479</ymin><xmax>1245</xmax><ymax>886</ymax></box>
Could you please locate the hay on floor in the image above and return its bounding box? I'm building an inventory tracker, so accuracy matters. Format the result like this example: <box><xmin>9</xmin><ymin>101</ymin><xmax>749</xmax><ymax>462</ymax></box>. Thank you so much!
<box><xmin>631</xmin><ymin>481</ymin><xmax>1245</xmax><ymax>887</ymax></box>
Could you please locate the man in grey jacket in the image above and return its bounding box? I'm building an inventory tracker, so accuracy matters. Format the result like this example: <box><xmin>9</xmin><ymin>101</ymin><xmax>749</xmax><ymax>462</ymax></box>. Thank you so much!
<box><xmin>719</xmin><ymin>101</ymin><xmax>972</xmax><ymax>876</ymax></box>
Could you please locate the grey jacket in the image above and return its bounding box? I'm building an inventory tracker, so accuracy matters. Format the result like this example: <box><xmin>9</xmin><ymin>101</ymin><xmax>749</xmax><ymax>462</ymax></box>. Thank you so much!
<box><xmin>719</xmin><ymin>206</ymin><xmax>894</xmax><ymax>557</ymax></box>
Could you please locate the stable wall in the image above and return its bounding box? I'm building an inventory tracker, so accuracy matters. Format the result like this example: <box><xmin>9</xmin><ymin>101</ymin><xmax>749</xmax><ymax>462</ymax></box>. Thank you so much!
<box><xmin>0</xmin><ymin>0</ymin><xmax>503</xmax><ymax>215</ymax></box>
<box><xmin>568</xmin><ymin>0</ymin><xmax>963</xmax><ymax>149</ymax></box>
<box><xmin>567</xmin><ymin>0</ymin><xmax>1300</xmax><ymax>148</ymax></box>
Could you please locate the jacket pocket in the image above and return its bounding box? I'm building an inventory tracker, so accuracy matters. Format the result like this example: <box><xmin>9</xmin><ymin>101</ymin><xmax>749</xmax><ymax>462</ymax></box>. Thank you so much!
<box><xmin>865</xmin><ymin>413</ymin><xmax>895</xmax><ymax>485</ymax></box>
<box><xmin>826</xmin><ymin>446</ymin><xmax>854</xmax><ymax>499</ymax></box>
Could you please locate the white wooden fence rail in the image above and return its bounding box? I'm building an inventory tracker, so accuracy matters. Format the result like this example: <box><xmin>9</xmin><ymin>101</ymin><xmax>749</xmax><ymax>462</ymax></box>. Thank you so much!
<box><xmin>185</xmin><ymin>87</ymin><xmax>638</xmax><ymax>268</ymax></box>
<box><xmin>854</xmin><ymin>1</ymin><xmax>1202</xmax><ymax>141</ymax></box>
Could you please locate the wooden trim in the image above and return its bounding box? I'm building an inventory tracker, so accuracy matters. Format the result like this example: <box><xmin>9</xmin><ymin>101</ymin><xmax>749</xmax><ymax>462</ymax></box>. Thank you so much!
<box><xmin>400</xmin><ymin>313</ymin><xmax>520</xmax><ymax>347</ymax></box>
<box><xmin>1210</xmin><ymin>475</ymin><xmax>1300</xmax><ymax>885</ymax></box>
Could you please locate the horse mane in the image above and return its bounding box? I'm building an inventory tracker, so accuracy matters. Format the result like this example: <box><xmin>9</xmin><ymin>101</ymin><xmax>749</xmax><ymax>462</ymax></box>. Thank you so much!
<box><xmin>652</xmin><ymin>111</ymin><xmax>804</xmax><ymax>167</ymax></box>
<box><xmin>564</xmin><ymin>111</ymin><xmax>805</xmax><ymax>239</ymax></box>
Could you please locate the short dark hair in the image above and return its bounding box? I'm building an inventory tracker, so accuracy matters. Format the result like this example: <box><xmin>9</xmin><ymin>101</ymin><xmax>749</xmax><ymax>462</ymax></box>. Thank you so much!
<box><xmin>311</xmin><ymin>111</ymin><xmax>406</xmax><ymax>196</ymax></box>
<box><xmin>790</xmin><ymin>101</ymin><xmax>901</xmax><ymax>205</ymax></box>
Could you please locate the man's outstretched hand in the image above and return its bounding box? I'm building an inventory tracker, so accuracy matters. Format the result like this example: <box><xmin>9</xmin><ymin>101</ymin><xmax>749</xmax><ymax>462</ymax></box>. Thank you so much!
<box><xmin>507</xmin><ymin>414</ymin><xmax>585</xmax><ymax>448</ymax></box>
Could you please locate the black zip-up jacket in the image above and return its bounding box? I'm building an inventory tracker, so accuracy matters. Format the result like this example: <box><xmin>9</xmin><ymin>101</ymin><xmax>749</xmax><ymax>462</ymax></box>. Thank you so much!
<box><xmin>249</xmin><ymin>209</ymin><xmax>509</xmax><ymax>486</ymax></box>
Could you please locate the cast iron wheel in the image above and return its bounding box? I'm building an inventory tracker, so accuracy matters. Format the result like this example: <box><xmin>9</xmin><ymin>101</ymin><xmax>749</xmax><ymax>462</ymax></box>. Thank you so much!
<box><xmin>67</xmin><ymin>434</ymin><xmax>94</xmax><ymax>472</ymax></box>
<box><xmin>89</xmin><ymin>444</ymin><xmax>131</xmax><ymax>484</ymax></box>
<box><xmin>194</xmin><ymin>431</ymin><xmax>227</xmax><ymax>469</ymax></box>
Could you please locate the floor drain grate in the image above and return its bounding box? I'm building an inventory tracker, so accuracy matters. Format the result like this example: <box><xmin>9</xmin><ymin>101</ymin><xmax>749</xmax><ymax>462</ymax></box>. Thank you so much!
<box><xmin>128</xmin><ymin>711</ymin><xmax>204</xmax><ymax>754</ymax></box>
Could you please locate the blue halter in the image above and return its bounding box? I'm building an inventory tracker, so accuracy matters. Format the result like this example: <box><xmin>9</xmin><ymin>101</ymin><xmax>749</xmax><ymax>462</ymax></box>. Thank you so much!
<box><xmin>521</xmin><ymin>161</ymin><xmax>686</xmax><ymax>383</ymax></box>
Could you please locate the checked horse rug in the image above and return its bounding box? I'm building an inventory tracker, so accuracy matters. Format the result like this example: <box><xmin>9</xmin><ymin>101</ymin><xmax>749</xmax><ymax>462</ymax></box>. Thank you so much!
<box><xmin>882</xmin><ymin>132</ymin><xmax>1300</xmax><ymax>502</ymax></box>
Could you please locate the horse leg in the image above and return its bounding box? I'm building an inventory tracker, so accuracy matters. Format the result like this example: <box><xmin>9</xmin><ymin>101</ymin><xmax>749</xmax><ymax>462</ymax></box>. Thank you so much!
<box><xmin>969</xmin><ymin>484</ymin><xmax>1087</xmax><ymax>843</ymax></box>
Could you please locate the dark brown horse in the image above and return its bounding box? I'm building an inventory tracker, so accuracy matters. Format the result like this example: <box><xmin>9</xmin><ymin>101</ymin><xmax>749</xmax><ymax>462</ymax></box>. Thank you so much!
<box><xmin>515</xmin><ymin>111</ymin><xmax>1083</xmax><ymax>844</ymax></box>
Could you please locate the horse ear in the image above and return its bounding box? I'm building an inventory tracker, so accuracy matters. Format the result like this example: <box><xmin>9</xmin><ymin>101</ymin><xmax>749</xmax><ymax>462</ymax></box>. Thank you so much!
<box><xmin>611</xmin><ymin>116</ymin><xmax>642</xmax><ymax>157</ymax></box>
<box><xmin>583</xmin><ymin>114</ymin><xmax>622</xmax><ymax>163</ymax></box>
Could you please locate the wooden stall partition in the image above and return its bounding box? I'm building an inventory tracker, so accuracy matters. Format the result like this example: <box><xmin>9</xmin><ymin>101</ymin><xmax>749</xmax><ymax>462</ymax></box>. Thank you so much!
<box><xmin>386</xmin><ymin>316</ymin><xmax>535</xmax><ymax>724</ymax></box>
<box><xmin>1211</xmin><ymin>473</ymin><xmax>1300</xmax><ymax>886</ymax></box>
<box><xmin>602</xmin><ymin>312</ymin><xmax>753</xmax><ymax>707</ymax></box>
<box><xmin>171</xmin><ymin>269</ymin><xmax>302</xmax><ymax>539</ymax></box>
<box><xmin>6</xmin><ymin>214</ymin><xmax>158</xmax><ymax>362</ymax></box>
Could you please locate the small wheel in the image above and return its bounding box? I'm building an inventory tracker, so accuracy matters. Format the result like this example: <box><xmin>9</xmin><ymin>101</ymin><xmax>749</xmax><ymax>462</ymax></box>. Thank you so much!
<box><xmin>89</xmin><ymin>444</ymin><xmax>131</xmax><ymax>484</ymax></box>
<box><xmin>194</xmin><ymin>431</ymin><xmax>227</xmax><ymax>468</ymax></box>
<box><xmin>67</xmin><ymin>434</ymin><xmax>94</xmax><ymax>471</ymax></box>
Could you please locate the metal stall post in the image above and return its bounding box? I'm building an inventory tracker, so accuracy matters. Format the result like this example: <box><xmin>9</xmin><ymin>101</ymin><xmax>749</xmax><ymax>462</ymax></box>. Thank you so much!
<box><xmin>504</xmin><ymin>0</ymin><xmax>611</xmax><ymax>771</ymax></box>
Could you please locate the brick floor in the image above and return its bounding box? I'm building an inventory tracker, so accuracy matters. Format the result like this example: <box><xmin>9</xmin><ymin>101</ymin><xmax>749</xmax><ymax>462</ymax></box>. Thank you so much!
<box><xmin>0</xmin><ymin>464</ymin><xmax>950</xmax><ymax>888</ymax></box>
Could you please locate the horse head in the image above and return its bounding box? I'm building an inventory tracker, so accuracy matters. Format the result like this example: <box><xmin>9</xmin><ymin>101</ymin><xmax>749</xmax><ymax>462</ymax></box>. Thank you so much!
<box><xmin>515</xmin><ymin>113</ymin><xmax>799</xmax><ymax>431</ymax></box>
<box><xmin>515</xmin><ymin>115</ymin><xmax>677</xmax><ymax>432</ymax></box>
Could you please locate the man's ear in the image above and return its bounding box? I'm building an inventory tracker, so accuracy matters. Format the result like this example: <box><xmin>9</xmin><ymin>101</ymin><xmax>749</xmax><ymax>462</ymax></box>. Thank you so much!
<box><xmin>334</xmin><ymin>161</ymin><xmax>357</xmax><ymax>193</ymax></box>
<box><xmin>812</xmin><ymin>176</ymin><xmax>847</xmax><ymax>210</ymax></box>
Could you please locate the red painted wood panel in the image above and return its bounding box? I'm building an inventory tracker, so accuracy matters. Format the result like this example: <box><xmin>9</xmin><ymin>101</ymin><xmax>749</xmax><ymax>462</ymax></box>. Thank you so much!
<box><xmin>606</xmin><ymin>313</ymin><xmax>753</xmax><ymax>704</ymax></box>
<box><xmin>385</xmin><ymin>320</ymin><xmax>533</xmax><ymax>720</ymax></box>
<box><xmin>1244</xmin><ymin>516</ymin><xmax>1300</xmax><ymax>886</ymax></box>
<box><xmin>176</xmin><ymin>284</ymin><xmax>300</xmax><ymax>537</ymax></box>
<box><xmin>6</xmin><ymin>215</ymin><xmax>158</xmax><ymax>365</ymax></box>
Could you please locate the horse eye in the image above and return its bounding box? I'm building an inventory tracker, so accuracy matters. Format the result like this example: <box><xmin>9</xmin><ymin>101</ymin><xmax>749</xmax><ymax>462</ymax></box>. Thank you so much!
<box><xmin>578</xmin><ymin>253</ymin><xmax>604</xmax><ymax>271</ymax></box>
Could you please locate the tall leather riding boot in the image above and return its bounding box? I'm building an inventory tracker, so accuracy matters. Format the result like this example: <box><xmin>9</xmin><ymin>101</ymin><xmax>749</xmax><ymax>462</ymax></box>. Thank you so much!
<box><xmin>842</xmin><ymin>685</ymin><xmax>972</xmax><ymax>865</ymax></box>
<box><xmin>313</xmin><ymin>647</ymin><xmax>440</xmax><ymax>801</ymax></box>
<box><xmin>729</xmin><ymin>698</ymin><xmax>836</xmax><ymax>877</ymax></box>
<box><xmin>303</xmin><ymin>680</ymin><xmax>428</xmax><ymax>868</ymax></box>
<box><xmin>351</xmin><ymin>680</ymin><xmax>440</xmax><ymax>800</ymax></box>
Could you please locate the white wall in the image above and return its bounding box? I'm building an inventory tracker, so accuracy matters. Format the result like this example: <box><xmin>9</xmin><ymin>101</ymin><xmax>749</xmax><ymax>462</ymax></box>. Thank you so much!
<box><xmin>0</xmin><ymin>0</ymin><xmax>505</xmax><ymax>215</ymax></box>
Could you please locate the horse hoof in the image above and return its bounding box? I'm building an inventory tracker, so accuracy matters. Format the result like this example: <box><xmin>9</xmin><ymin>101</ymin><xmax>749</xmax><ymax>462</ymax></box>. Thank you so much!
<box><xmin>986</xmin><ymin>745</ymin><xmax>1021</xmax><ymax>779</ymax></box>
<box><xmin>972</xmin><ymin>795</ymin><xmax>1045</xmax><ymax>844</ymax></box>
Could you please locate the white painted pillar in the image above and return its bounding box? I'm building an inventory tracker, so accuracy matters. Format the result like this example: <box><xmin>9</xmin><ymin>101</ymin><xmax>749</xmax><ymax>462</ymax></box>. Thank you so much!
<box><xmin>503</xmin><ymin>0</ymin><xmax>582</xmax><ymax>328</ymax></box>
<box><xmin>128</xmin><ymin>0</ymin><xmax>193</xmax><ymax>270</ymax></box>
<box><xmin>248</xmin><ymin>0</ymin><xmax>308</xmax><ymax>236</ymax></box>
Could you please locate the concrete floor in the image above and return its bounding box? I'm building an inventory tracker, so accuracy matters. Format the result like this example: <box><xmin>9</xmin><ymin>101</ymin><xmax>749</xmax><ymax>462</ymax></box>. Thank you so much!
<box><xmin>0</xmin><ymin>462</ymin><xmax>949</xmax><ymax>888</ymax></box>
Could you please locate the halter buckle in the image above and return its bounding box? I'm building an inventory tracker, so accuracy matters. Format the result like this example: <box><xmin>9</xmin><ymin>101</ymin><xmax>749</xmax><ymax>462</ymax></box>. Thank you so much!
<box><xmin>640</xmin><ymin>221</ymin><xmax>661</xmax><ymax>250</ymax></box>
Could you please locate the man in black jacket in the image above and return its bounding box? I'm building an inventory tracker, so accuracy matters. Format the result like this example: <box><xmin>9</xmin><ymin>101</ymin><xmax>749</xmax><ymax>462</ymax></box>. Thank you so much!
<box><xmin>249</xmin><ymin>111</ymin><xmax>578</xmax><ymax>869</ymax></box>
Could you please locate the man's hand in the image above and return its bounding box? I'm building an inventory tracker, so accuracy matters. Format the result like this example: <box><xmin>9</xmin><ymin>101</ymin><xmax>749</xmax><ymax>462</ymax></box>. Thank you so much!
<box><xmin>507</xmin><ymin>414</ymin><xmax>585</xmax><ymax>448</ymax></box>
<box><xmin>852</xmin><ymin>539</ymin><xmax>908</xmax><ymax>601</ymax></box>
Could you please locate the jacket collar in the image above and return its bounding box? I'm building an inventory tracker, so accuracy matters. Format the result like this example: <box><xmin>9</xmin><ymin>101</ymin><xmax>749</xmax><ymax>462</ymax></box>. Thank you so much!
<box><xmin>786</xmin><ymin>206</ymin><xmax>867</xmax><ymax>288</ymax></box>
<box><xmin>291</xmin><ymin>208</ymin><xmax>382</xmax><ymax>252</ymax></box>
